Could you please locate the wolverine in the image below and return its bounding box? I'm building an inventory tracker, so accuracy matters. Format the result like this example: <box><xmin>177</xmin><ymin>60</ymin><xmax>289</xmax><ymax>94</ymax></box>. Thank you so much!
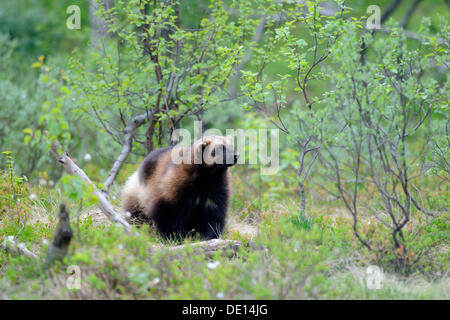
<box><xmin>122</xmin><ymin>135</ymin><xmax>239</xmax><ymax>241</ymax></box>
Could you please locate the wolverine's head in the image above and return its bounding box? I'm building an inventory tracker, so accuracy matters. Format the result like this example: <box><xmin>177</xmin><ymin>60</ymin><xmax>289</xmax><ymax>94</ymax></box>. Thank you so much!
<box><xmin>193</xmin><ymin>135</ymin><xmax>239</xmax><ymax>168</ymax></box>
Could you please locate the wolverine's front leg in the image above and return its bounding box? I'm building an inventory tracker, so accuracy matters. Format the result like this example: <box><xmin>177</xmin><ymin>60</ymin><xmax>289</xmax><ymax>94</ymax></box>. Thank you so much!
<box><xmin>194</xmin><ymin>204</ymin><xmax>226</xmax><ymax>240</ymax></box>
<box><xmin>152</xmin><ymin>201</ymin><xmax>193</xmax><ymax>242</ymax></box>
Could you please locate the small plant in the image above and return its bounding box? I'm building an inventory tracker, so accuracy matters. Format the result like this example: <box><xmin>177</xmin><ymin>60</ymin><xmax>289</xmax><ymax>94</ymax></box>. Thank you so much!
<box><xmin>320</xmin><ymin>19</ymin><xmax>448</xmax><ymax>274</ymax></box>
<box><xmin>0</xmin><ymin>151</ymin><xmax>31</xmax><ymax>238</ymax></box>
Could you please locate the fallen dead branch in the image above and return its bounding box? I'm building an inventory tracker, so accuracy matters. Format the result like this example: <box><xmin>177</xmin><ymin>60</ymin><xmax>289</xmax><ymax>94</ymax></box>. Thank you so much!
<box><xmin>168</xmin><ymin>239</ymin><xmax>242</xmax><ymax>258</ymax></box>
<box><xmin>1</xmin><ymin>236</ymin><xmax>249</xmax><ymax>261</ymax></box>
<box><xmin>51</xmin><ymin>140</ymin><xmax>132</xmax><ymax>234</ymax></box>
<box><xmin>151</xmin><ymin>239</ymin><xmax>242</xmax><ymax>258</ymax></box>
<box><xmin>0</xmin><ymin>236</ymin><xmax>38</xmax><ymax>260</ymax></box>
<box><xmin>151</xmin><ymin>239</ymin><xmax>265</xmax><ymax>259</ymax></box>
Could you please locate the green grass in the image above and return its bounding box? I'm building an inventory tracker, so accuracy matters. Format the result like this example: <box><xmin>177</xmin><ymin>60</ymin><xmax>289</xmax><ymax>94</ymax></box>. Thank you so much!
<box><xmin>0</xmin><ymin>172</ymin><xmax>448</xmax><ymax>300</ymax></box>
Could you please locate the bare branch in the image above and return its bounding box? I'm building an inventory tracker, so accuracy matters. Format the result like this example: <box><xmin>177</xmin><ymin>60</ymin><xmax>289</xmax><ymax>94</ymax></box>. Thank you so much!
<box><xmin>0</xmin><ymin>236</ymin><xmax>38</xmax><ymax>260</ymax></box>
<box><xmin>51</xmin><ymin>140</ymin><xmax>132</xmax><ymax>234</ymax></box>
<box><xmin>103</xmin><ymin>112</ymin><xmax>152</xmax><ymax>194</ymax></box>
<box><xmin>401</xmin><ymin>0</ymin><xmax>422</xmax><ymax>28</ymax></box>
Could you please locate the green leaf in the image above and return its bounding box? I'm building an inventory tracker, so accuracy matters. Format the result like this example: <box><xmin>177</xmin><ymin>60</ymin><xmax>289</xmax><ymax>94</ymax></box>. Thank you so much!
<box><xmin>23</xmin><ymin>128</ymin><xmax>33</xmax><ymax>135</ymax></box>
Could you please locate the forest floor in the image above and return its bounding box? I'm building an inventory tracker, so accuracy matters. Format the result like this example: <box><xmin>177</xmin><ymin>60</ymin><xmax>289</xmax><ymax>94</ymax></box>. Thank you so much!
<box><xmin>0</xmin><ymin>170</ymin><xmax>449</xmax><ymax>299</ymax></box>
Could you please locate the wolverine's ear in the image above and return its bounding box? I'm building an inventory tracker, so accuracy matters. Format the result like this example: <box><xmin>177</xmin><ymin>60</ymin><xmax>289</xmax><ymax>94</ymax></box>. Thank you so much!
<box><xmin>194</xmin><ymin>138</ymin><xmax>208</xmax><ymax>149</ymax></box>
<box><xmin>201</xmin><ymin>138</ymin><xmax>211</xmax><ymax>148</ymax></box>
<box><xmin>194</xmin><ymin>138</ymin><xmax>210</xmax><ymax>155</ymax></box>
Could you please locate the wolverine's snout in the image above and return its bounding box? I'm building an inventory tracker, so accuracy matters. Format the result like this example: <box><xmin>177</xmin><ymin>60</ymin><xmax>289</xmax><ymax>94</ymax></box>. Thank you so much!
<box><xmin>233</xmin><ymin>152</ymin><xmax>239</xmax><ymax>164</ymax></box>
<box><xmin>224</xmin><ymin>151</ymin><xmax>239</xmax><ymax>166</ymax></box>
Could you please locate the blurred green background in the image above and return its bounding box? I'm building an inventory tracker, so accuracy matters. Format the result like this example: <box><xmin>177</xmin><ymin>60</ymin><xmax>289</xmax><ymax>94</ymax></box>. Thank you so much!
<box><xmin>0</xmin><ymin>0</ymin><xmax>448</xmax><ymax>182</ymax></box>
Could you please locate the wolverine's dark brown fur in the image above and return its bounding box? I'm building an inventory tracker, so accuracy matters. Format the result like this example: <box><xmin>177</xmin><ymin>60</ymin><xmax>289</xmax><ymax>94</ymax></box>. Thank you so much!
<box><xmin>122</xmin><ymin>135</ymin><xmax>238</xmax><ymax>241</ymax></box>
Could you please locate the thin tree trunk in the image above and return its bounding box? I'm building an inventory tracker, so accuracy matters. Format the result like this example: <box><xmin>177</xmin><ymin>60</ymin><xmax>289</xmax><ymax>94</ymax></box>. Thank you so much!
<box><xmin>89</xmin><ymin>0</ymin><xmax>112</xmax><ymax>45</ymax></box>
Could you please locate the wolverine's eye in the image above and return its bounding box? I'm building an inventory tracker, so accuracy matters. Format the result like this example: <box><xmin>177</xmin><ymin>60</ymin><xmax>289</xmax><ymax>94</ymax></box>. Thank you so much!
<box><xmin>211</xmin><ymin>149</ymin><xmax>215</xmax><ymax>157</ymax></box>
